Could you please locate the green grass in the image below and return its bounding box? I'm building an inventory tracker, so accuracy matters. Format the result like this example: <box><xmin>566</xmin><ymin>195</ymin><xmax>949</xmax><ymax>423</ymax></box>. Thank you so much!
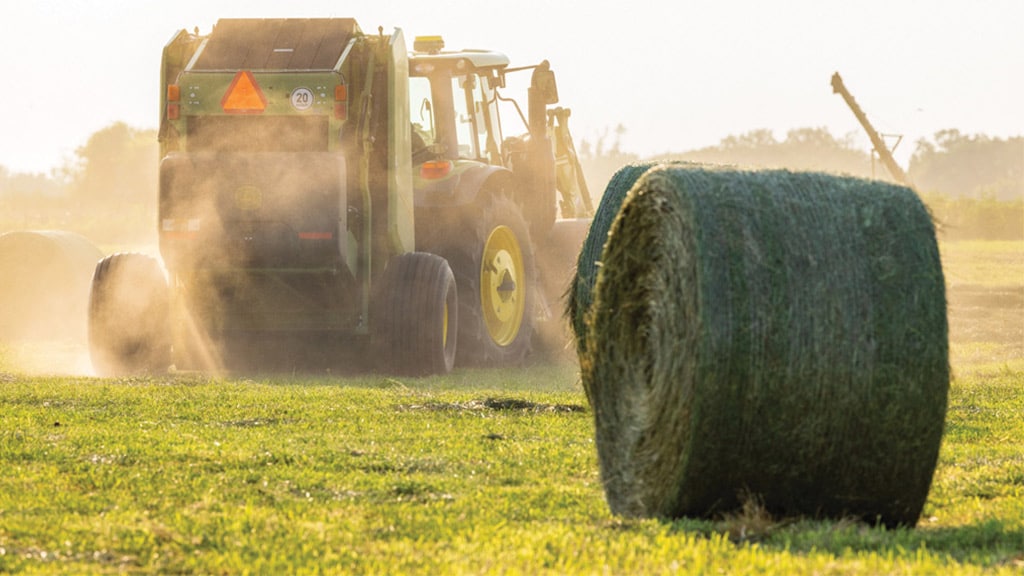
<box><xmin>1</xmin><ymin>366</ymin><xmax>1022</xmax><ymax>574</ymax></box>
<box><xmin>0</xmin><ymin>239</ymin><xmax>1022</xmax><ymax>574</ymax></box>
<box><xmin>941</xmin><ymin>241</ymin><xmax>1024</xmax><ymax>289</ymax></box>
<box><xmin>942</xmin><ymin>240</ymin><xmax>1022</xmax><ymax>370</ymax></box>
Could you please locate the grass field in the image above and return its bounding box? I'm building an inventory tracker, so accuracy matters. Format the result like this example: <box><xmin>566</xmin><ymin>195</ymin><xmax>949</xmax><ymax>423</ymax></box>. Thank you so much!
<box><xmin>1</xmin><ymin>240</ymin><xmax>1022</xmax><ymax>574</ymax></box>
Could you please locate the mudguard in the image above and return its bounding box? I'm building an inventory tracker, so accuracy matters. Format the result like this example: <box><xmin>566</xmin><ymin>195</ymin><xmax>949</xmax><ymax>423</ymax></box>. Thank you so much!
<box><xmin>414</xmin><ymin>163</ymin><xmax>511</xmax><ymax>209</ymax></box>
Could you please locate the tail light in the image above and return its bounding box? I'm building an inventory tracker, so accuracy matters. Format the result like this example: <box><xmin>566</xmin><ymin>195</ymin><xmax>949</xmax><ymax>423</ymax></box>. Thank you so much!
<box><xmin>167</xmin><ymin>84</ymin><xmax>180</xmax><ymax>120</ymax></box>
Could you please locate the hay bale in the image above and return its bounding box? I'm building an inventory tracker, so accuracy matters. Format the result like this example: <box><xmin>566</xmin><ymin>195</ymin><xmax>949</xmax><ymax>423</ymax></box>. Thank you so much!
<box><xmin>0</xmin><ymin>231</ymin><xmax>104</xmax><ymax>341</ymax></box>
<box><xmin>579</xmin><ymin>165</ymin><xmax>949</xmax><ymax>527</ymax></box>
<box><xmin>569</xmin><ymin>162</ymin><xmax>662</xmax><ymax>353</ymax></box>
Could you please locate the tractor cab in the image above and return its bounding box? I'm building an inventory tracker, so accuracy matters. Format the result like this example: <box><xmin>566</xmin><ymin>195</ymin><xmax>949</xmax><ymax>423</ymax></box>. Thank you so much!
<box><xmin>407</xmin><ymin>35</ymin><xmax>572</xmax><ymax>236</ymax></box>
<box><xmin>408</xmin><ymin>36</ymin><xmax>510</xmax><ymax>168</ymax></box>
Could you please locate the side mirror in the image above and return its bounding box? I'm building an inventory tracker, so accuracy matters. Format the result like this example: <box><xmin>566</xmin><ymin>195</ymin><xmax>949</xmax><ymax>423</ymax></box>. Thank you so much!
<box><xmin>487</xmin><ymin>71</ymin><xmax>506</xmax><ymax>90</ymax></box>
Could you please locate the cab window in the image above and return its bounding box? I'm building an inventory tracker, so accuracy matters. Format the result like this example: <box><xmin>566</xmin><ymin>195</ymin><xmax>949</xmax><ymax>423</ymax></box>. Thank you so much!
<box><xmin>452</xmin><ymin>75</ymin><xmax>478</xmax><ymax>159</ymax></box>
<box><xmin>409</xmin><ymin>76</ymin><xmax>435</xmax><ymax>153</ymax></box>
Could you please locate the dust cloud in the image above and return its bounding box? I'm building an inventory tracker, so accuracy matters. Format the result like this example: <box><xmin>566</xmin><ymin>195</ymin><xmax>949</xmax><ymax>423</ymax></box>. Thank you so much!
<box><xmin>0</xmin><ymin>231</ymin><xmax>103</xmax><ymax>376</ymax></box>
<box><xmin>157</xmin><ymin>118</ymin><xmax>361</xmax><ymax>374</ymax></box>
<box><xmin>533</xmin><ymin>218</ymin><xmax>591</xmax><ymax>362</ymax></box>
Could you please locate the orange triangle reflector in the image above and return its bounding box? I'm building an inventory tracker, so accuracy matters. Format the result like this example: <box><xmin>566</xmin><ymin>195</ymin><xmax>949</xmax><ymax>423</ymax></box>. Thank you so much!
<box><xmin>221</xmin><ymin>70</ymin><xmax>267</xmax><ymax>114</ymax></box>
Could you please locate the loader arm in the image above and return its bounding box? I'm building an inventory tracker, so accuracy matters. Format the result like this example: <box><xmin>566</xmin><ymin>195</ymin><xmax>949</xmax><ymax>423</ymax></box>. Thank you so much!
<box><xmin>548</xmin><ymin>107</ymin><xmax>594</xmax><ymax>218</ymax></box>
<box><xmin>831</xmin><ymin>72</ymin><xmax>910</xmax><ymax>186</ymax></box>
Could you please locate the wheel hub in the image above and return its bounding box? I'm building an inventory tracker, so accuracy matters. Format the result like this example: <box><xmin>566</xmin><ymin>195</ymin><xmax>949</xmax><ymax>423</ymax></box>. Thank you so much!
<box><xmin>481</xmin><ymin>225</ymin><xmax>525</xmax><ymax>346</ymax></box>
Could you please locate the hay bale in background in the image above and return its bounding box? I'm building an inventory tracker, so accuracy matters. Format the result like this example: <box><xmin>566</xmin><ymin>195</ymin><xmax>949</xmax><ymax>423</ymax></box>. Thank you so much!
<box><xmin>578</xmin><ymin>165</ymin><xmax>949</xmax><ymax>527</ymax></box>
<box><xmin>0</xmin><ymin>231</ymin><xmax>103</xmax><ymax>342</ymax></box>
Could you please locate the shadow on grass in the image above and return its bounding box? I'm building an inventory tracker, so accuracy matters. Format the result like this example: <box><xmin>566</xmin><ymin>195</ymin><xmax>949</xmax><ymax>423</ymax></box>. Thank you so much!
<box><xmin>397</xmin><ymin>397</ymin><xmax>586</xmax><ymax>413</ymax></box>
<box><xmin>780</xmin><ymin>518</ymin><xmax>1023</xmax><ymax>567</ymax></box>
<box><xmin>668</xmin><ymin>514</ymin><xmax>1024</xmax><ymax>568</ymax></box>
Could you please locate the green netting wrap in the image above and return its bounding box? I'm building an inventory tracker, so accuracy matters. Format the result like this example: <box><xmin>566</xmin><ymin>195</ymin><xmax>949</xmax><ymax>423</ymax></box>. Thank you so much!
<box><xmin>578</xmin><ymin>165</ymin><xmax>949</xmax><ymax>527</ymax></box>
<box><xmin>569</xmin><ymin>162</ymin><xmax>662</xmax><ymax>354</ymax></box>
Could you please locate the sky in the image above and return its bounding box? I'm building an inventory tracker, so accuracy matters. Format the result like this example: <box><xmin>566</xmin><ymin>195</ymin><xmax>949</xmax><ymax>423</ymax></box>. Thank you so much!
<box><xmin>0</xmin><ymin>0</ymin><xmax>1021</xmax><ymax>175</ymax></box>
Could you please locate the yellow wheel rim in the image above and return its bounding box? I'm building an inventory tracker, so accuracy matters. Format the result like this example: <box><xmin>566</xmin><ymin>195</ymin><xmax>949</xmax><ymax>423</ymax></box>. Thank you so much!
<box><xmin>480</xmin><ymin>225</ymin><xmax>525</xmax><ymax>346</ymax></box>
<box><xmin>442</xmin><ymin>300</ymin><xmax>449</xmax><ymax>349</ymax></box>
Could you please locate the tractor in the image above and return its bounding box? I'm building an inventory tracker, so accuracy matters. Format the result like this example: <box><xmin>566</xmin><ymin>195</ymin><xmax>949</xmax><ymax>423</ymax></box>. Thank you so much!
<box><xmin>87</xmin><ymin>18</ymin><xmax>592</xmax><ymax>376</ymax></box>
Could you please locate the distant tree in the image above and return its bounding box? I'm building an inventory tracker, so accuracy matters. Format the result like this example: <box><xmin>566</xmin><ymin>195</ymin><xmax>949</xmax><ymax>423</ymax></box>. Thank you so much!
<box><xmin>72</xmin><ymin>122</ymin><xmax>158</xmax><ymax>209</ymax></box>
<box><xmin>654</xmin><ymin>127</ymin><xmax>875</xmax><ymax>178</ymax></box>
<box><xmin>719</xmin><ymin>128</ymin><xmax>778</xmax><ymax>151</ymax></box>
<box><xmin>0</xmin><ymin>167</ymin><xmax>70</xmax><ymax>231</ymax></box>
<box><xmin>578</xmin><ymin>124</ymin><xmax>640</xmax><ymax>194</ymax></box>
<box><xmin>69</xmin><ymin>122</ymin><xmax>158</xmax><ymax>242</ymax></box>
<box><xmin>0</xmin><ymin>165</ymin><xmax>66</xmax><ymax>198</ymax></box>
<box><xmin>909</xmin><ymin>130</ymin><xmax>1023</xmax><ymax>199</ymax></box>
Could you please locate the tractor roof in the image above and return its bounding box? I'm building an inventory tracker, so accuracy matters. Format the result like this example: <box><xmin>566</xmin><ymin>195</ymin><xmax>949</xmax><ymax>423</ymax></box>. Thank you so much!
<box><xmin>410</xmin><ymin>49</ymin><xmax>510</xmax><ymax>72</ymax></box>
<box><xmin>191</xmin><ymin>18</ymin><xmax>361</xmax><ymax>71</ymax></box>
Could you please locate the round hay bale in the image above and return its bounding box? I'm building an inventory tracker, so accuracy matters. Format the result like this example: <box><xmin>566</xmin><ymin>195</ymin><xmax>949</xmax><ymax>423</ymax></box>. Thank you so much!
<box><xmin>569</xmin><ymin>162</ymin><xmax>662</xmax><ymax>353</ymax></box>
<box><xmin>0</xmin><ymin>230</ymin><xmax>104</xmax><ymax>341</ymax></box>
<box><xmin>580</xmin><ymin>165</ymin><xmax>949</xmax><ymax>527</ymax></box>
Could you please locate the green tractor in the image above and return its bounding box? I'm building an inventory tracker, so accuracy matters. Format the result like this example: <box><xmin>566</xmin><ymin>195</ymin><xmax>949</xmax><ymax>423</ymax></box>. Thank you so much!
<box><xmin>88</xmin><ymin>18</ymin><xmax>592</xmax><ymax>376</ymax></box>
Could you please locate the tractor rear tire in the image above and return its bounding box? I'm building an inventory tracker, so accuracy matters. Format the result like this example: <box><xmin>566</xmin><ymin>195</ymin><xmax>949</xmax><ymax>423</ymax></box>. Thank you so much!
<box><xmin>422</xmin><ymin>194</ymin><xmax>535</xmax><ymax>366</ymax></box>
<box><xmin>376</xmin><ymin>252</ymin><xmax>458</xmax><ymax>375</ymax></box>
<box><xmin>88</xmin><ymin>253</ymin><xmax>171</xmax><ymax>377</ymax></box>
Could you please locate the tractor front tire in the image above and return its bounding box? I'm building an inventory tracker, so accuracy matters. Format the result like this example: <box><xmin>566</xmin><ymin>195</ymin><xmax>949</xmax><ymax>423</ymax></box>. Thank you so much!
<box><xmin>88</xmin><ymin>253</ymin><xmax>171</xmax><ymax>377</ymax></box>
<box><xmin>376</xmin><ymin>252</ymin><xmax>458</xmax><ymax>375</ymax></box>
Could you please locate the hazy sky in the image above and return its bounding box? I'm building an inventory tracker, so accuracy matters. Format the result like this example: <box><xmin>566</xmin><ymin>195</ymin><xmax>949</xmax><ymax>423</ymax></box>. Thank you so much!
<box><xmin>0</xmin><ymin>0</ymin><xmax>1020</xmax><ymax>175</ymax></box>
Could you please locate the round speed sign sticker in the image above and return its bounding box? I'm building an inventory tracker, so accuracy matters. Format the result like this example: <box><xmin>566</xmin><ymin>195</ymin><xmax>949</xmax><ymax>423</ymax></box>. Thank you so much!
<box><xmin>291</xmin><ymin>87</ymin><xmax>314</xmax><ymax>111</ymax></box>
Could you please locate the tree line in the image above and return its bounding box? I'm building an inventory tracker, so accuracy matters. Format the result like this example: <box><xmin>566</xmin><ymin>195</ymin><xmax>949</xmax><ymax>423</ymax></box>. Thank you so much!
<box><xmin>1</xmin><ymin>123</ymin><xmax>1021</xmax><ymax>243</ymax></box>
<box><xmin>579</xmin><ymin>127</ymin><xmax>1022</xmax><ymax>240</ymax></box>
<box><xmin>0</xmin><ymin>122</ymin><xmax>157</xmax><ymax>244</ymax></box>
